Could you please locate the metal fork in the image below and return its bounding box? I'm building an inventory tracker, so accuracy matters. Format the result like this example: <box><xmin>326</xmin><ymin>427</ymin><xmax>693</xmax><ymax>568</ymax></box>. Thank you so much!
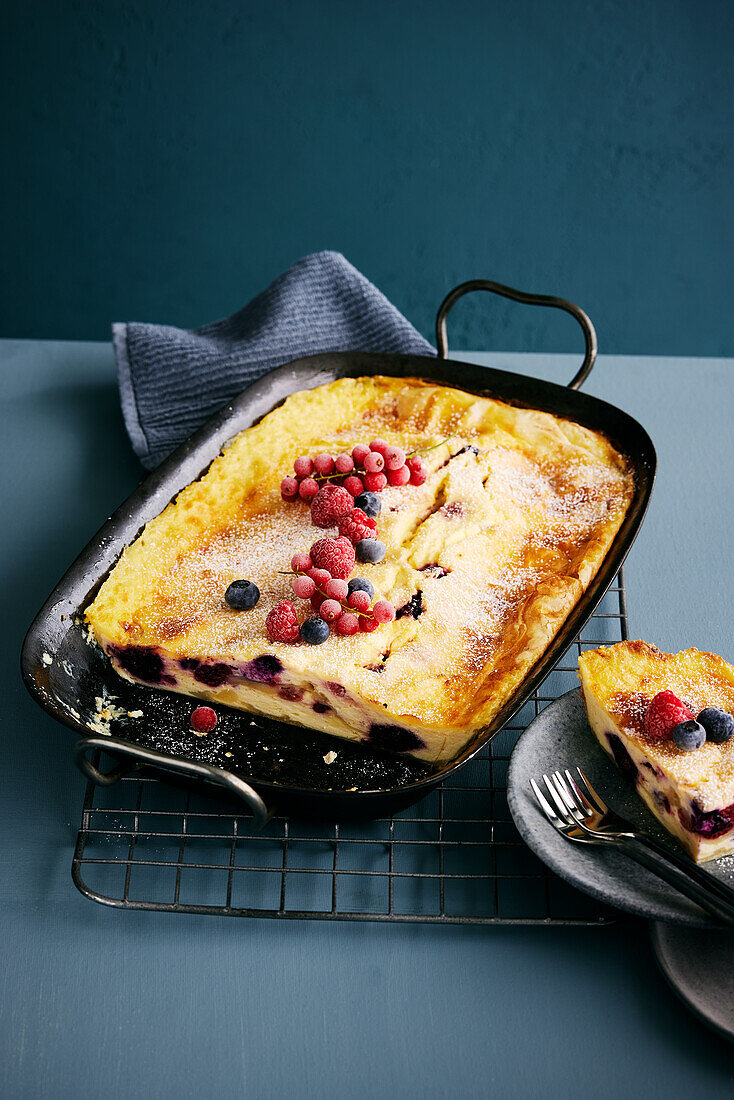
<box><xmin>531</xmin><ymin>767</ymin><xmax>734</xmax><ymax>927</ymax></box>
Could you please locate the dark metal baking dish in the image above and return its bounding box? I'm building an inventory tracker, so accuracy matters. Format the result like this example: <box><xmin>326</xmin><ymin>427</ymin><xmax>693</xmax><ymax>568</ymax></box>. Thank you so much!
<box><xmin>21</xmin><ymin>280</ymin><xmax>655</xmax><ymax>824</ymax></box>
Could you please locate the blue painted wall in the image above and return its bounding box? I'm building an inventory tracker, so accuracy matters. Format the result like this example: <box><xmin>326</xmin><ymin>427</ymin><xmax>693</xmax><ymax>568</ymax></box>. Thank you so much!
<box><xmin>3</xmin><ymin>0</ymin><xmax>733</xmax><ymax>354</ymax></box>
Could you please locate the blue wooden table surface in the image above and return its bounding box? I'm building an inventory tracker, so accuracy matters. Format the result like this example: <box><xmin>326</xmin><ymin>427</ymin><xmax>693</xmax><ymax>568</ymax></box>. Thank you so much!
<box><xmin>3</xmin><ymin>341</ymin><xmax>733</xmax><ymax>1099</ymax></box>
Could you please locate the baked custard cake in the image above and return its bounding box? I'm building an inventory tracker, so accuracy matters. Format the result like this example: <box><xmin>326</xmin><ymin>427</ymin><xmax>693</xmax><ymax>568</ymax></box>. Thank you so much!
<box><xmin>86</xmin><ymin>375</ymin><xmax>634</xmax><ymax>765</ymax></box>
<box><xmin>579</xmin><ymin>641</ymin><xmax>734</xmax><ymax>862</ymax></box>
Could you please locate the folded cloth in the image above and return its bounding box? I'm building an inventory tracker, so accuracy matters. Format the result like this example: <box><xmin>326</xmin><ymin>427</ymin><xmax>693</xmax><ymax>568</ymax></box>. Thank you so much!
<box><xmin>113</xmin><ymin>250</ymin><xmax>434</xmax><ymax>469</ymax></box>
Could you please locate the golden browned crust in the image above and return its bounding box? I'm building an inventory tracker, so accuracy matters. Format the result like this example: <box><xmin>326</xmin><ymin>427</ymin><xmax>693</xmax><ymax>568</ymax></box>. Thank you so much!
<box><xmin>87</xmin><ymin>376</ymin><xmax>634</xmax><ymax>762</ymax></box>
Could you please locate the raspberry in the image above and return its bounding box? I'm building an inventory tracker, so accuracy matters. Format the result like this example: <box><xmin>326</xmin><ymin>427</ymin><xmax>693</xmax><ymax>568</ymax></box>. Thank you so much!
<box><xmin>308</xmin><ymin>567</ymin><xmax>332</xmax><ymax>589</ymax></box>
<box><xmin>343</xmin><ymin>475</ymin><xmax>364</xmax><ymax>497</ymax></box>
<box><xmin>363</xmin><ymin>472</ymin><xmax>387</xmax><ymax>493</ymax></box>
<box><xmin>335</xmin><ymin>453</ymin><xmax>354</xmax><ymax>474</ymax></box>
<box><xmin>292</xmin><ymin>574</ymin><xmax>316</xmax><ymax>598</ymax></box>
<box><xmin>409</xmin><ymin>464</ymin><xmax>427</xmax><ymax>486</ymax></box>
<box><xmin>281</xmin><ymin>476</ymin><xmax>299</xmax><ymax>501</ymax></box>
<box><xmin>644</xmin><ymin>690</ymin><xmax>693</xmax><ymax>741</ymax></box>
<box><xmin>291</xmin><ymin>551</ymin><xmax>313</xmax><ymax>572</ymax></box>
<box><xmin>364</xmin><ymin>451</ymin><xmax>385</xmax><ymax>473</ymax></box>
<box><xmin>311</xmin><ymin>484</ymin><xmax>354</xmax><ymax>528</ymax></box>
<box><xmin>298</xmin><ymin>477</ymin><xmax>319</xmax><ymax>501</ymax></box>
<box><xmin>359</xmin><ymin>615</ymin><xmax>380</xmax><ymax>633</ymax></box>
<box><xmin>191</xmin><ymin>706</ymin><xmax>217</xmax><ymax>733</ymax></box>
<box><xmin>369</xmin><ymin>439</ymin><xmax>389</xmax><ymax>455</ymax></box>
<box><xmin>336</xmin><ymin>612</ymin><xmax>360</xmax><ymax>636</ymax></box>
<box><xmin>325</xmin><ymin>578</ymin><xmax>349</xmax><ymax>601</ymax></box>
<box><xmin>313</xmin><ymin>453</ymin><xmax>335</xmax><ymax>476</ymax></box>
<box><xmin>352</xmin><ymin>443</ymin><xmax>371</xmax><ymax>465</ymax></box>
<box><xmin>372</xmin><ymin>599</ymin><xmax>396</xmax><ymax>623</ymax></box>
<box><xmin>319</xmin><ymin>599</ymin><xmax>343</xmax><ymax>623</ymax></box>
<box><xmin>309</xmin><ymin>536</ymin><xmax>355</xmax><ymax>580</ymax></box>
<box><xmin>347</xmin><ymin>590</ymin><xmax>371</xmax><ymax>613</ymax></box>
<box><xmin>266</xmin><ymin>600</ymin><xmax>300</xmax><ymax>643</ymax></box>
<box><xmin>338</xmin><ymin>508</ymin><xmax>378</xmax><ymax>545</ymax></box>
<box><xmin>294</xmin><ymin>455</ymin><xmax>314</xmax><ymax>478</ymax></box>
<box><xmin>387</xmin><ymin>464</ymin><xmax>410</xmax><ymax>487</ymax></box>
<box><xmin>384</xmin><ymin>446</ymin><xmax>405</xmax><ymax>471</ymax></box>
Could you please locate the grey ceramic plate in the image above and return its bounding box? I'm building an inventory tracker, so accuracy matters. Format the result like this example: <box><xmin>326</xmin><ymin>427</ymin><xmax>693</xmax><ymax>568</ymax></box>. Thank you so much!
<box><xmin>507</xmin><ymin>690</ymin><xmax>734</xmax><ymax>927</ymax></box>
<box><xmin>651</xmin><ymin>922</ymin><xmax>734</xmax><ymax>1042</ymax></box>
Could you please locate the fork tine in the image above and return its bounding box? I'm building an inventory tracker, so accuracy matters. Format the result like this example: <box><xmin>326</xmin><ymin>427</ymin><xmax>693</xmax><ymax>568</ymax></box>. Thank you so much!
<box><xmin>563</xmin><ymin>769</ymin><xmax>594</xmax><ymax>818</ymax></box>
<box><xmin>574</xmin><ymin>767</ymin><xmax>608</xmax><ymax>814</ymax></box>
<box><xmin>530</xmin><ymin>778</ymin><xmax>561</xmax><ymax>823</ymax></box>
<box><xmin>542</xmin><ymin>773</ymin><xmax>574</xmax><ymax>823</ymax></box>
<box><xmin>550</xmin><ymin>772</ymin><xmax>587</xmax><ymax>825</ymax></box>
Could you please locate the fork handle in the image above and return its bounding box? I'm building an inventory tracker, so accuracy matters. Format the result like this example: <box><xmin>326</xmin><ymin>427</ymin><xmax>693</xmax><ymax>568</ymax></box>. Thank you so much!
<box><xmin>616</xmin><ymin>834</ymin><xmax>734</xmax><ymax>927</ymax></box>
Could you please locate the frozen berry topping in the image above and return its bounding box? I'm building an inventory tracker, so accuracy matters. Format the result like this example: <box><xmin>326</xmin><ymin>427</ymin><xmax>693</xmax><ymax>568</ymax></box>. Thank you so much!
<box><xmin>698</xmin><ymin>707</ymin><xmax>734</xmax><ymax>744</ymax></box>
<box><xmin>643</xmin><ymin>690</ymin><xmax>693</xmax><ymax>741</ymax></box>
<box><xmin>672</xmin><ymin>719</ymin><xmax>706</xmax><ymax>752</ymax></box>
<box><xmin>310</xmin><ymin>483</ymin><xmax>354</xmax><ymax>528</ymax></box>
<box><xmin>224</xmin><ymin>579</ymin><xmax>260</xmax><ymax>610</ymax></box>
<box><xmin>309</xmin><ymin>536</ymin><xmax>356</xmax><ymax>580</ymax></box>
<box><xmin>338</xmin><ymin>508</ymin><xmax>378</xmax><ymax>545</ymax></box>
<box><xmin>266</xmin><ymin>601</ymin><xmax>300</xmax><ymax>643</ymax></box>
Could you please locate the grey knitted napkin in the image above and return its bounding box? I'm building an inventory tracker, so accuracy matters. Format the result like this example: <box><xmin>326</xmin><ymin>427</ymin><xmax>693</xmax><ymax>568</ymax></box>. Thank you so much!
<box><xmin>113</xmin><ymin>250</ymin><xmax>434</xmax><ymax>469</ymax></box>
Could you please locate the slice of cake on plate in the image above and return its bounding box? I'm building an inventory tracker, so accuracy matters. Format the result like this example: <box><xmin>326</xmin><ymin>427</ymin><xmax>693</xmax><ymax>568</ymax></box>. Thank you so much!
<box><xmin>86</xmin><ymin>375</ymin><xmax>634</xmax><ymax>765</ymax></box>
<box><xmin>579</xmin><ymin>641</ymin><xmax>734</xmax><ymax>862</ymax></box>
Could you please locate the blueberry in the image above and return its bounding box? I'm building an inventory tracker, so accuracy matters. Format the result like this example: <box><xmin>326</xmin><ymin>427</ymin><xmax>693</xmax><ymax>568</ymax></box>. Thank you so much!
<box><xmin>225</xmin><ymin>579</ymin><xmax>260</xmax><ymax>610</ymax></box>
<box><xmin>672</xmin><ymin>719</ymin><xmax>706</xmax><ymax>752</ymax></box>
<box><xmin>698</xmin><ymin>707</ymin><xmax>734</xmax><ymax>744</ymax></box>
<box><xmin>354</xmin><ymin>491</ymin><xmax>382</xmax><ymax>519</ymax></box>
<box><xmin>356</xmin><ymin>538</ymin><xmax>386</xmax><ymax>564</ymax></box>
<box><xmin>347</xmin><ymin>576</ymin><xmax>374</xmax><ymax>599</ymax></box>
<box><xmin>301</xmin><ymin>616</ymin><xmax>330</xmax><ymax>645</ymax></box>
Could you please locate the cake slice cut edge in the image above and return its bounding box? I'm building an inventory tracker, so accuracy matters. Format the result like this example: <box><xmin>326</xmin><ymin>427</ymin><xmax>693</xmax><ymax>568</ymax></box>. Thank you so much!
<box><xmin>578</xmin><ymin>641</ymin><xmax>734</xmax><ymax>863</ymax></box>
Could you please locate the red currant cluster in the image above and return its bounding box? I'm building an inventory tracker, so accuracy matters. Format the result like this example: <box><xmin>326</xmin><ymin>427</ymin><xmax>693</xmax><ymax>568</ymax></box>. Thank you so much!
<box><xmin>266</xmin><ymin>538</ymin><xmax>396</xmax><ymax>644</ymax></box>
<box><xmin>280</xmin><ymin>438</ymin><xmax>427</xmax><ymax>503</ymax></box>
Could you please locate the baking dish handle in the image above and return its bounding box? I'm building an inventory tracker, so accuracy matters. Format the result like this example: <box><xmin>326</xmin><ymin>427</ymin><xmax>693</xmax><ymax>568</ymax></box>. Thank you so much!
<box><xmin>73</xmin><ymin>736</ymin><xmax>271</xmax><ymax>830</ymax></box>
<box><xmin>435</xmin><ymin>279</ymin><xmax>597</xmax><ymax>389</ymax></box>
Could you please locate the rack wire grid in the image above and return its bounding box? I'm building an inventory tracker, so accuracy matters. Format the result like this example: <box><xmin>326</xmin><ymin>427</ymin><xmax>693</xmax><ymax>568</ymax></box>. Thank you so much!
<box><xmin>72</xmin><ymin>571</ymin><xmax>628</xmax><ymax>925</ymax></box>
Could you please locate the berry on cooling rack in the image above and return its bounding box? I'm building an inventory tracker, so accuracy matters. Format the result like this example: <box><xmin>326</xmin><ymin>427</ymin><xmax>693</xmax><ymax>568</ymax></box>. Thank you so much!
<box><xmin>298</xmin><ymin>477</ymin><xmax>319</xmax><ymax>502</ymax></box>
<box><xmin>311</xmin><ymin>483</ymin><xmax>354</xmax><ymax>528</ymax></box>
<box><xmin>224</xmin><ymin>579</ymin><xmax>260</xmax><ymax>610</ymax></box>
<box><xmin>266</xmin><ymin>601</ymin><xmax>300</xmax><ymax>643</ymax></box>
<box><xmin>191</xmin><ymin>706</ymin><xmax>217</xmax><ymax>733</ymax></box>
<box><xmin>338</xmin><ymin>507</ymin><xmax>377</xmax><ymax>545</ymax></box>
<box><xmin>356</xmin><ymin>538</ymin><xmax>386</xmax><ymax>564</ymax></box>
<box><xmin>698</xmin><ymin>707</ymin><xmax>734</xmax><ymax>744</ymax></box>
<box><xmin>643</xmin><ymin>690</ymin><xmax>693</xmax><ymax>741</ymax></box>
<box><xmin>363</xmin><ymin>471</ymin><xmax>388</xmax><ymax>493</ymax></box>
<box><xmin>672</xmin><ymin>719</ymin><xmax>706</xmax><ymax>752</ymax></box>
<box><xmin>347</xmin><ymin>576</ymin><xmax>374</xmax><ymax>599</ymax></box>
<box><xmin>387</xmin><ymin>464</ymin><xmax>410</xmax><ymax>487</ymax></box>
<box><xmin>280</xmin><ymin>476</ymin><xmax>299</xmax><ymax>502</ymax></box>
<box><xmin>301</xmin><ymin>616</ymin><xmax>330</xmax><ymax>645</ymax></box>
<box><xmin>319</xmin><ymin>599</ymin><xmax>343</xmax><ymax>623</ymax></box>
<box><xmin>353</xmin><ymin>491</ymin><xmax>381</xmax><ymax>518</ymax></box>
<box><xmin>343</xmin><ymin>475</ymin><xmax>364</xmax><ymax>497</ymax></box>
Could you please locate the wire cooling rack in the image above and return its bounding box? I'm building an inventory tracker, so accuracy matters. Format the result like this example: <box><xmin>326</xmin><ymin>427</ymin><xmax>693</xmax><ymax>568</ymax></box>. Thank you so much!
<box><xmin>72</xmin><ymin>572</ymin><xmax>628</xmax><ymax>925</ymax></box>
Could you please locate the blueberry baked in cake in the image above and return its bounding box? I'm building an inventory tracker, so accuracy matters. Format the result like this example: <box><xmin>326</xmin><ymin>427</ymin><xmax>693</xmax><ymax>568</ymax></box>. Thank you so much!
<box><xmin>86</xmin><ymin>376</ymin><xmax>634</xmax><ymax>764</ymax></box>
<box><xmin>579</xmin><ymin>641</ymin><xmax>734</xmax><ymax>862</ymax></box>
